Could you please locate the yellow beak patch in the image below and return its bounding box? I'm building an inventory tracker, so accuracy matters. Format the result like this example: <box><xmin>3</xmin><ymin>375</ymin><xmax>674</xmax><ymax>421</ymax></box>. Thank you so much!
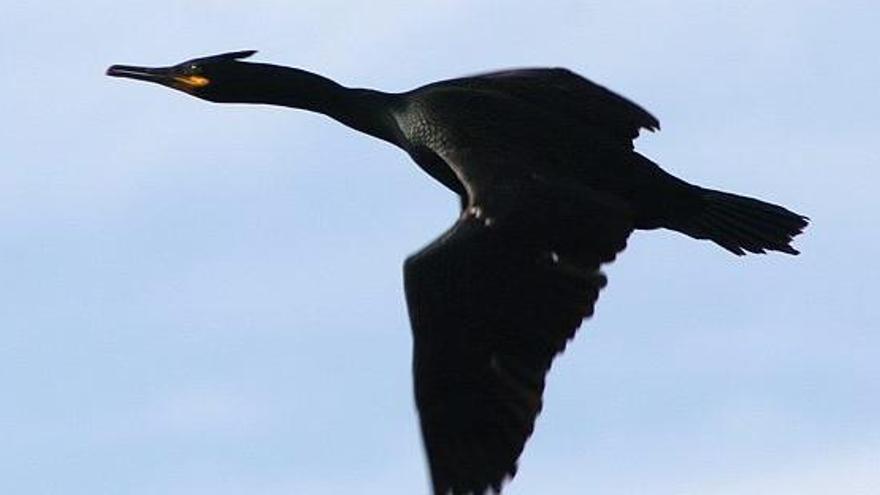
<box><xmin>173</xmin><ymin>75</ymin><xmax>211</xmax><ymax>88</ymax></box>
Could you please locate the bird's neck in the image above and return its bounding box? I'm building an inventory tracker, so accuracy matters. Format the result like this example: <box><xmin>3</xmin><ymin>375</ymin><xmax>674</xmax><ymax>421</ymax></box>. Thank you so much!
<box><xmin>241</xmin><ymin>64</ymin><xmax>403</xmax><ymax>145</ymax></box>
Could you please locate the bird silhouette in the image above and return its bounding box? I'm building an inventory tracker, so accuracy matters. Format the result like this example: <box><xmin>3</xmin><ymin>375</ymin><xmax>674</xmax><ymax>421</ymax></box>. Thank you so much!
<box><xmin>107</xmin><ymin>50</ymin><xmax>808</xmax><ymax>495</ymax></box>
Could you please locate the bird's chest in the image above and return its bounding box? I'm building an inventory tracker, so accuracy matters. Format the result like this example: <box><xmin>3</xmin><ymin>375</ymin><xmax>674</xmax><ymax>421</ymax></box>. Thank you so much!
<box><xmin>394</xmin><ymin>104</ymin><xmax>531</xmax><ymax>195</ymax></box>
<box><xmin>395</xmin><ymin>105</ymin><xmax>458</xmax><ymax>157</ymax></box>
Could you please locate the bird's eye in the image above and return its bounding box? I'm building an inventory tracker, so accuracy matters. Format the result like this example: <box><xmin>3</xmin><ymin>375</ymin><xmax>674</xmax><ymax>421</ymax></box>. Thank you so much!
<box><xmin>188</xmin><ymin>64</ymin><xmax>199</xmax><ymax>72</ymax></box>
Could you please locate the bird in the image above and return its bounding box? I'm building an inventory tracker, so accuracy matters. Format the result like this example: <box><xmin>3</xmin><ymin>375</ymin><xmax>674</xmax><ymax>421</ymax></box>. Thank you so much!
<box><xmin>107</xmin><ymin>50</ymin><xmax>808</xmax><ymax>495</ymax></box>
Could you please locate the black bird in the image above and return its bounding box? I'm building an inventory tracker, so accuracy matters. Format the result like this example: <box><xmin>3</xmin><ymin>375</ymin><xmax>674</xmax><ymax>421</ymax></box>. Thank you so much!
<box><xmin>107</xmin><ymin>51</ymin><xmax>808</xmax><ymax>495</ymax></box>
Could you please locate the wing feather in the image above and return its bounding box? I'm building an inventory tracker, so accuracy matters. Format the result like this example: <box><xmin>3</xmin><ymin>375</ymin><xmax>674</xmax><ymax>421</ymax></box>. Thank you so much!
<box><xmin>404</xmin><ymin>191</ymin><xmax>632</xmax><ymax>495</ymax></box>
<box><xmin>439</xmin><ymin>67</ymin><xmax>659</xmax><ymax>148</ymax></box>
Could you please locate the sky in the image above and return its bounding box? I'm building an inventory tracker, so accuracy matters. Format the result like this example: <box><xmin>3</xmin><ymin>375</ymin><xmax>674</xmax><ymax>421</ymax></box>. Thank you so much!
<box><xmin>2</xmin><ymin>1</ymin><xmax>878</xmax><ymax>494</ymax></box>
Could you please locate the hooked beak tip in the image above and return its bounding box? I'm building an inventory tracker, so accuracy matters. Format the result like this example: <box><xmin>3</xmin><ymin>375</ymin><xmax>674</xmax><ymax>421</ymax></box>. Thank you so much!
<box><xmin>106</xmin><ymin>65</ymin><xmax>141</xmax><ymax>77</ymax></box>
<box><xmin>105</xmin><ymin>64</ymin><xmax>168</xmax><ymax>83</ymax></box>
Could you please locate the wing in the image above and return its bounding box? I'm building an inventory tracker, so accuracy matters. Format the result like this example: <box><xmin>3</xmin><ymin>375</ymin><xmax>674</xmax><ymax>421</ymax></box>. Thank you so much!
<box><xmin>404</xmin><ymin>190</ymin><xmax>632</xmax><ymax>495</ymax></box>
<box><xmin>443</xmin><ymin>68</ymin><xmax>659</xmax><ymax>149</ymax></box>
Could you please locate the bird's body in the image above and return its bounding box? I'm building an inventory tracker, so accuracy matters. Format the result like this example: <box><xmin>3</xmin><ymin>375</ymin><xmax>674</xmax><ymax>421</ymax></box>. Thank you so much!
<box><xmin>108</xmin><ymin>51</ymin><xmax>808</xmax><ymax>495</ymax></box>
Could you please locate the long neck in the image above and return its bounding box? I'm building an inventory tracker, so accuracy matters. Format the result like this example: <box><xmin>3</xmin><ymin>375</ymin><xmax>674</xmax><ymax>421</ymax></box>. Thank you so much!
<box><xmin>238</xmin><ymin>64</ymin><xmax>403</xmax><ymax>145</ymax></box>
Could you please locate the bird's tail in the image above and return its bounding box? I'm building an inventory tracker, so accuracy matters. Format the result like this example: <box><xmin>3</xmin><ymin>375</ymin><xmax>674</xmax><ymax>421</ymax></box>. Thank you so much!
<box><xmin>669</xmin><ymin>188</ymin><xmax>809</xmax><ymax>256</ymax></box>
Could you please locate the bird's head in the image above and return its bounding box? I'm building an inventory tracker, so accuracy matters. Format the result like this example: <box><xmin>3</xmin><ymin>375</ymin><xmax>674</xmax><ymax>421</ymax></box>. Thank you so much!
<box><xmin>106</xmin><ymin>50</ymin><xmax>260</xmax><ymax>102</ymax></box>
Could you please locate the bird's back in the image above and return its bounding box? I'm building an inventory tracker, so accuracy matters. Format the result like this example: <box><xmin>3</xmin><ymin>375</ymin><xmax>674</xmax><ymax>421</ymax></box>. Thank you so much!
<box><xmin>393</xmin><ymin>68</ymin><xmax>659</xmax><ymax>205</ymax></box>
<box><xmin>407</xmin><ymin>68</ymin><xmax>659</xmax><ymax>147</ymax></box>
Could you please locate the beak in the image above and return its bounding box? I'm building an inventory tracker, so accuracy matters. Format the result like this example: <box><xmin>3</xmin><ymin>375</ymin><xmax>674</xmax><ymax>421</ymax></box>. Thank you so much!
<box><xmin>106</xmin><ymin>64</ymin><xmax>173</xmax><ymax>84</ymax></box>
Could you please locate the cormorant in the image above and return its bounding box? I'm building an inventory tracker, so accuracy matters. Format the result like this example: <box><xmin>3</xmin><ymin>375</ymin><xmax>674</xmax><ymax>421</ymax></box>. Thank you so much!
<box><xmin>107</xmin><ymin>50</ymin><xmax>808</xmax><ymax>495</ymax></box>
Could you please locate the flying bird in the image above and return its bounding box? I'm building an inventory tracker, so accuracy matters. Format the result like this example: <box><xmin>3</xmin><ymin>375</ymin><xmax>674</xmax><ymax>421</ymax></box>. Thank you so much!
<box><xmin>107</xmin><ymin>50</ymin><xmax>808</xmax><ymax>495</ymax></box>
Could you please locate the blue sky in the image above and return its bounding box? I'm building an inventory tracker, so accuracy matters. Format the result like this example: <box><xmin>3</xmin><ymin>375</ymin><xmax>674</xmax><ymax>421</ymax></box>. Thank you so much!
<box><xmin>2</xmin><ymin>1</ymin><xmax>877</xmax><ymax>494</ymax></box>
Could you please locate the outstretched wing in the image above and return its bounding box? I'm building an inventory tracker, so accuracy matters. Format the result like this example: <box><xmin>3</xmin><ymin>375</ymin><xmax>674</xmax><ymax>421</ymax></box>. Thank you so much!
<box><xmin>404</xmin><ymin>192</ymin><xmax>632</xmax><ymax>495</ymax></box>
<box><xmin>445</xmin><ymin>68</ymin><xmax>659</xmax><ymax>148</ymax></box>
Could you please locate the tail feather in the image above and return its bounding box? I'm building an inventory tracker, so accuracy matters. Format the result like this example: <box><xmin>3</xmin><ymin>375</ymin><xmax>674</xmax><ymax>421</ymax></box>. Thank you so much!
<box><xmin>673</xmin><ymin>190</ymin><xmax>808</xmax><ymax>256</ymax></box>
